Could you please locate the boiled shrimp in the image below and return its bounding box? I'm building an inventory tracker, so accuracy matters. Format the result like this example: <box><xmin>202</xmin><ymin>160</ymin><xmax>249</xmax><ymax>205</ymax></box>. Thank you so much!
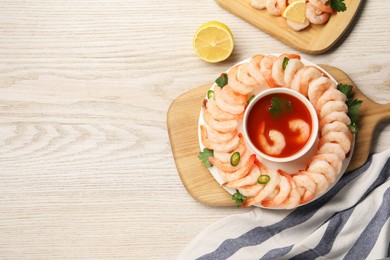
<box><xmin>203</xmin><ymin>99</ymin><xmax>236</xmax><ymax>121</ymax></box>
<box><xmin>306</xmin><ymin>2</ymin><xmax>330</xmax><ymax>25</ymax></box>
<box><xmin>321</xmin><ymin>121</ymin><xmax>353</xmax><ymax>142</ymax></box>
<box><xmin>278</xmin><ymin>171</ymin><xmax>301</xmax><ymax>209</ymax></box>
<box><xmin>237</xmin><ymin>63</ymin><xmax>258</xmax><ymax>87</ymax></box>
<box><xmin>220</xmin><ymin>154</ymin><xmax>257</xmax><ymax>183</ymax></box>
<box><xmin>309</xmin><ymin>0</ymin><xmax>334</xmax><ymax>13</ymax></box>
<box><xmin>308</xmin><ymin>76</ymin><xmax>336</xmax><ymax>107</ymax></box>
<box><xmin>303</xmin><ymin>170</ymin><xmax>329</xmax><ymax>194</ymax></box>
<box><xmin>220</xmin><ymin>85</ymin><xmax>248</xmax><ymax>106</ymax></box>
<box><xmin>224</xmin><ymin>161</ymin><xmax>262</xmax><ymax>188</ymax></box>
<box><xmin>213</xmin><ymin>134</ymin><xmax>246</xmax><ymax>163</ymax></box>
<box><xmin>319</xmin><ymin>100</ymin><xmax>348</xmax><ymax>119</ymax></box>
<box><xmin>271</xmin><ymin>54</ymin><xmax>301</xmax><ymax>87</ymax></box>
<box><xmin>319</xmin><ymin>111</ymin><xmax>351</xmax><ymax>128</ymax></box>
<box><xmin>318</xmin><ymin>131</ymin><xmax>352</xmax><ymax>154</ymax></box>
<box><xmin>214</xmin><ymin>85</ymin><xmax>246</xmax><ymax>115</ymax></box>
<box><xmin>308</xmin><ymin>159</ymin><xmax>337</xmax><ymax>183</ymax></box>
<box><xmin>260</xmin><ymin>55</ymin><xmax>279</xmax><ymax>87</ymax></box>
<box><xmin>242</xmin><ymin>167</ymin><xmax>280</xmax><ymax>207</ymax></box>
<box><xmin>271</xmin><ymin>56</ymin><xmax>286</xmax><ymax>86</ymax></box>
<box><xmin>264</xmin><ymin>188</ymin><xmax>279</xmax><ymax>202</ymax></box>
<box><xmin>209</xmin><ymin>151</ymin><xmax>250</xmax><ymax>173</ymax></box>
<box><xmin>299</xmin><ymin>66</ymin><xmax>323</xmax><ymax>97</ymax></box>
<box><xmin>261</xmin><ymin>171</ymin><xmax>291</xmax><ymax>207</ymax></box>
<box><xmin>284</xmin><ymin>58</ymin><xmax>304</xmax><ymax>88</ymax></box>
<box><xmin>250</xmin><ymin>0</ymin><xmax>267</xmax><ymax>9</ymax></box>
<box><xmin>311</xmin><ymin>153</ymin><xmax>343</xmax><ymax>174</ymax></box>
<box><xmin>204</xmin><ymin>124</ymin><xmax>237</xmax><ymax>143</ymax></box>
<box><xmin>258</xmin><ymin>122</ymin><xmax>286</xmax><ymax>156</ymax></box>
<box><xmin>248</xmin><ymin>55</ymin><xmax>270</xmax><ymax>89</ymax></box>
<box><xmin>202</xmin><ymin>106</ymin><xmax>238</xmax><ymax>133</ymax></box>
<box><xmin>238</xmin><ymin>183</ymin><xmax>264</xmax><ymax>197</ymax></box>
<box><xmin>289</xmin><ymin>119</ymin><xmax>310</xmax><ymax>144</ymax></box>
<box><xmin>318</xmin><ymin>142</ymin><xmax>346</xmax><ymax>161</ymax></box>
<box><xmin>286</xmin><ymin>18</ymin><xmax>310</xmax><ymax>32</ymax></box>
<box><xmin>315</xmin><ymin>88</ymin><xmax>347</xmax><ymax>113</ymax></box>
<box><xmin>292</xmin><ymin>173</ymin><xmax>317</xmax><ymax>204</ymax></box>
<box><xmin>228</xmin><ymin>65</ymin><xmax>256</xmax><ymax>95</ymax></box>
<box><xmin>266</xmin><ymin>0</ymin><xmax>287</xmax><ymax>16</ymax></box>
<box><xmin>290</xmin><ymin>68</ymin><xmax>305</xmax><ymax>93</ymax></box>
<box><xmin>200</xmin><ymin>125</ymin><xmax>240</xmax><ymax>153</ymax></box>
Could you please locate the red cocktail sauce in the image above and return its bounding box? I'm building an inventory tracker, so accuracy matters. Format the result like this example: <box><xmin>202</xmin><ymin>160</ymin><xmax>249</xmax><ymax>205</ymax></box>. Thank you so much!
<box><xmin>246</xmin><ymin>93</ymin><xmax>312</xmax><ymax>158</ymax></box>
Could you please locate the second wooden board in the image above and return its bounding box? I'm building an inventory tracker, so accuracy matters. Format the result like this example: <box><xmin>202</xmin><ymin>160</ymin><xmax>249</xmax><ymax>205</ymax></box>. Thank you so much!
<box><xmin>215</xmin><ymin>0</ymin><xmax>362</xmax><ymax>54</ymax></box>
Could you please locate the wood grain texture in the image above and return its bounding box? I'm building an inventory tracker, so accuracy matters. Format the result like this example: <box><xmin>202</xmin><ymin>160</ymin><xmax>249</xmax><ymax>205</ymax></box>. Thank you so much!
<box><xmin>0</xmin><ymin>0</ymin><xmax>389</xmax><ymax>259</ymax></box>
<box><xmin>214</xmin><ymin>0</ymin><xmax>362</xmax><ymax>54</ymax></box>
<box><xmin>167</xmin><ymin>65</ymin><xmax>390</xmax><ymax>207</ymax></box>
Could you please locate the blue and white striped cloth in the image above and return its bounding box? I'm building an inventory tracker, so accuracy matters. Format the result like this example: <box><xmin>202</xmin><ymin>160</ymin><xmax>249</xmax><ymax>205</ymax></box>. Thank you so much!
<box><xmin>179</xmin><ymin>148</ymin><xmax>390</xmax><ymax>260</ymax></box>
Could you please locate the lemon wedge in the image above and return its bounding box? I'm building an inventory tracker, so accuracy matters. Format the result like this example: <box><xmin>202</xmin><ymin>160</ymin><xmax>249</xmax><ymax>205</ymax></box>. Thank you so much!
<box><xmin>193</xmin><ymin>21</ymin><xmax>234</xmax><ymax>63</ymax></box>
<box><xmin>282</xmin><ymin>0</ymin><xmax>306</xmax><ymax>23</ymax></box>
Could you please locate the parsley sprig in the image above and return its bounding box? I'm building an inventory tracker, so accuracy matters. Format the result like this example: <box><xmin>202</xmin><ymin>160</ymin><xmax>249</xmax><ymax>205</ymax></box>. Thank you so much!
<box><xmin>337</xmin><ymin>83</ymin><xmax>363</xmax><ymax>134</ymax></box>
<box><xmin>197</xmin><ymin>148</ymin><xmax>214</xmax><ymax>168</ymax></box>
<box><xmin>232</xmin><ymin>190</ymin><xmax>246</xmax><ymax>207</ymax></box>
<box><xmin>329</xmin><ymin>0</ymin><xmax>346</xmax><ymax>12</ymax></box>
<box><xmin>215</xmin><ymin>73</ymin><xmax>228</xmax><ymax>88</ymax></box>
<box><xmin>268</xmin><ymin>95</ymin><xmax>293</xmax><ymax>119</ymax></box>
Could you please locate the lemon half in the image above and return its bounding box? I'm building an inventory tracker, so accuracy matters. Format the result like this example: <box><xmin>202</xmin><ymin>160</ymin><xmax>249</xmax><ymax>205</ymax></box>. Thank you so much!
<box><xmin>193</xmin><ymin>21</ymin><xmax>234</xmax><ymax>63</ymax></box>
<box><xmin>282</xmin><ymin>0</ymin><xmax>306</xmax><ymax>23</ymax></box>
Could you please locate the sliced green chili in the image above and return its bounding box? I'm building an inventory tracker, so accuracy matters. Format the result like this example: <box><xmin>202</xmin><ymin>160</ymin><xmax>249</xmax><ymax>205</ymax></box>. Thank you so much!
<box><xmin>282</xmin><ymin>57</ymin><xmax>289</xmax><ymax>70</ymax></box>
<box><xmin>207</xmin><ymin>90</ymin><xmax>215</xmax><ymax>100</ymax></box>
<box><xmin>230</xmin><ymin>152</ymin><xmax>240</xmax><ymax>166</ymax></box>
<box><xmin>257</xmin><ymin>175</ymin><xmax>270</xmax><ymax>184</ymax></box>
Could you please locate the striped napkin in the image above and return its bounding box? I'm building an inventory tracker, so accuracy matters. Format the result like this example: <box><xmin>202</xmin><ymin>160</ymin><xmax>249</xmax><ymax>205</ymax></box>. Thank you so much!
<box><xmin>179</xmin><ymin>148</ymin><xmax>390</xmax><ymax>260</ymax></box>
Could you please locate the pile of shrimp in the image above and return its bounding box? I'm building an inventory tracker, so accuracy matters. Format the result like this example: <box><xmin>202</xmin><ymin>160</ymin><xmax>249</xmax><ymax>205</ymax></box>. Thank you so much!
<box><xmin>250</xmin><ymin>0</ymin><xmax>335</xmax><ymax>31</ymax></box>
<box><xmin>200</xmin><ymin>53</ymin><xmax>353</xmax><ymax>209</ymax></box>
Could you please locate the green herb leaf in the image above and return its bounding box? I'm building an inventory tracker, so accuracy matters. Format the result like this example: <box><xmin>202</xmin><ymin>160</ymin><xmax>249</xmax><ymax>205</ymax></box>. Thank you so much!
<box><xmin>197</xmin><ymin>148</ymin><xmax>214</xmax><ymax>168</ymax></box>
<box><xmin>269</xmin><ymin>96</ymin><xmax>282</xmax><ymax>118</ymax></box>
<box><xmin>282</xmin><ymin>57</ymin><xmax>289</xmax><ymax>70</ymax></box>
<box><xmin>348</xmin><ymin>123</ymin><xmax>358</xmax><ymax>134</ymax></box>
<box><xmin>336</xmin><ymin>82</ymin><xmax>363</xmax><ymax>134</ymax></box>
<box><xmin>269</xmin><ymin>95</ymin><xmax>293</xmax><ymax>119</ymax></box>
<box><xmin>215</xmin><ymin>73</ymin><xmax>228</xmax><ymax>88</ymax></box>
<box><xmin>337</xmin><ymin>83</ymin><xmax>353</xmax><ymax>98</ymax></box>
<box><xmin>232</xmin><ymin>190</ymin><xmax>246</xmax><ymax>207</ymax></box>
<box><xmin>330</xmin><ymin>0</ymin><xmax>346</xmax><ymax>12</ymax></box>
<box><xmin>247</xmin><ymin>95</ymin><xmax>255</xmax><ymax>104</ymax></box>
<box><xmin>347</xmin><ymin>99</ymin><xmax>363</xmax><ymax>123</ymax></box>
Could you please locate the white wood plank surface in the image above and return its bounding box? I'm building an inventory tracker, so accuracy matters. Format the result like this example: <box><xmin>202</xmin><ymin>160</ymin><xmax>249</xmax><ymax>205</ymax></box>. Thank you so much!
<box><xmin>0</xmin><ymin>0</ymin><xmax>389</xmax><ymax>258</ymax></box>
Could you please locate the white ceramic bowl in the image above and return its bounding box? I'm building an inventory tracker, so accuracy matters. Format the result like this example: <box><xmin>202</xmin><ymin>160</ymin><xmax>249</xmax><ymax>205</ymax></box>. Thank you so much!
<box><xmin>243</xmin><ymin>87</ymin><xmax>319</xmax><ymax>163</ymax></box>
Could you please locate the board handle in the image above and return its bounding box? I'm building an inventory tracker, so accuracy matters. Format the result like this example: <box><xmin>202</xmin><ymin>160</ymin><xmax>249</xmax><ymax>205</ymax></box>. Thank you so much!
<box><xmin>374</xmin><ymin>102</ymin><xmax>390</xmax><ymax>122</ymax></box>
<box><xmin>355</xmin><ymin>88</ymin><xmax>390</xmax><ymax>127</ymax></box>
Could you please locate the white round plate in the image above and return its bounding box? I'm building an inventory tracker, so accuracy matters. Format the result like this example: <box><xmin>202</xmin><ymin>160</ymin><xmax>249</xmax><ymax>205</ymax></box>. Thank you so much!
<box><xmin>198</xmin><ymin>55</ymin><xmax>355</xmax><ymax>208</ymax></box>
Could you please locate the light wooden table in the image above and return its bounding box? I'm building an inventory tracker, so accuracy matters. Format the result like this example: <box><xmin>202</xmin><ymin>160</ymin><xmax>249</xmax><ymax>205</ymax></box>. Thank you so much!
<box><xmin>0</xmin><ymin>0</ymin><xmax>389</xmax><ymax>259</ymax></box>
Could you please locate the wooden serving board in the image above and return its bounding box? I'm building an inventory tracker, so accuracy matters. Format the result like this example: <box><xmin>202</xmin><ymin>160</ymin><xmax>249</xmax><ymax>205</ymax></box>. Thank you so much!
<box><xmin>214</xmin><ymin>0</ymin><xmax>362</xmax><ymax>54</ymax></box>
<box><xmin>167</xmin><ymin>65</ymin><xmax>390</xmax><ymax>207</ymax></box>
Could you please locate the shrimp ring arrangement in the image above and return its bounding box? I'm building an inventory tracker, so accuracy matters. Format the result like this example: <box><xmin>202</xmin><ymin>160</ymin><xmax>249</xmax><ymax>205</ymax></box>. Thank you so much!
<box><xmin>198</xmin><ymin>53</ymin><xmax>359</xmax><ymax>209</ymax></box>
